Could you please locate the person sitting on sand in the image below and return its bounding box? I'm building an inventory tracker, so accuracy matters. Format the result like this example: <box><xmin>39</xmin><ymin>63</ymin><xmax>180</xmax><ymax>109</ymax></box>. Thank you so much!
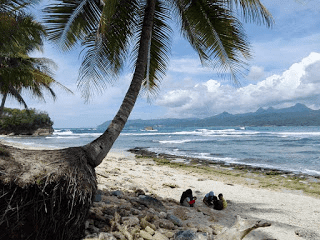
<box><xmin>218</xmin><ymin>193</ymin><xmax>227</xmax><ymax>209</ymax></box>
<box><xmin>203</xmin><ymin>191</ymin><xmax>215</xmax><ymax>206</ymax></box>
<box><xmin>212</xmin><ymin>193</ymin><xmax>227</xmax><ymax>210</ymax></box>
<box><xmin>180</xmin><ymin>189</ymin><xmax>196</xmax><ymax>207</ymax></box>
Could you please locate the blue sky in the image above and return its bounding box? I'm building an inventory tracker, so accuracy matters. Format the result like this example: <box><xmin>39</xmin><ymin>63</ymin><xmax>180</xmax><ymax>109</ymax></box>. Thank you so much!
<box><xmin>5</xmin><ymin>0</ymin><xmax>320</xmax><ymax>128</ymax></box>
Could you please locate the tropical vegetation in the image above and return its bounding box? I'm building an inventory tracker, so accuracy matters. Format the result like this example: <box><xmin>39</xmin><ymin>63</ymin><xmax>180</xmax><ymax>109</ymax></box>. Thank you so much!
<box><xmin>0</xmin><ymin>0</ymin><xmax>71</xmax><ymax>118</ymax></box>
<box><xmin>0</xmin><ymin>107</ymin><xmax>53</xmax><ymax>134</ymax></box>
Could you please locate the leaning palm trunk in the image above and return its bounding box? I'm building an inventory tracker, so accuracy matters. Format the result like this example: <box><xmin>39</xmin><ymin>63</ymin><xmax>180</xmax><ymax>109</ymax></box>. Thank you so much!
<box><xmin>83</xmin><ymin>0</ymin><xmax>156</xmax><ymax>168</ymax></box>
<box><xmin>0</xmin><ymin>92</ymin><xmax>7</xmax><ymax>118</ymax></box>
<box><xmin>0</xmin><ymin>1</ymin><xmax>156</xmax><ymax>239</ymax></box>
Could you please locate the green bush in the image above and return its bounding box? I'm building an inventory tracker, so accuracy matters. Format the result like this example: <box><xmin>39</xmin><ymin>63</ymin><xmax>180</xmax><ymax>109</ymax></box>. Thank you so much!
<box><xmin>0</xmin><ymin>108</ymin><xmax>53</xmax><ymax>134</ymax></box>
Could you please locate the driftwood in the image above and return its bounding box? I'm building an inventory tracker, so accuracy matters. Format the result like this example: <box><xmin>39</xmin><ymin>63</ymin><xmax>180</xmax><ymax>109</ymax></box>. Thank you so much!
<box><xmin>0</xmin><ymin>143</ymin><xmax>97</xmax><ymax>240</ymax></box>
<box><xmin>215</xmin><ymin>215</ymin><xmax>271</xmax><ymax>240</ymax></box>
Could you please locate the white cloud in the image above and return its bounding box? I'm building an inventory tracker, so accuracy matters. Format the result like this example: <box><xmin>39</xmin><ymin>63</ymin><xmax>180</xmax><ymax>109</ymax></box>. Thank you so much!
<box><xmin>247</xmin><ymin>66</ymin><xmax>265</xmax><ymax>81</ymax></box>
<box><xmin>157</xmin><ymin>52</ymin><xmax>320</xmax><ymax>118</ymax></box>
<box><xmin>169</xmin><ymin>57</ymin><xmax>214</xmax><ymax>74</ymax></box>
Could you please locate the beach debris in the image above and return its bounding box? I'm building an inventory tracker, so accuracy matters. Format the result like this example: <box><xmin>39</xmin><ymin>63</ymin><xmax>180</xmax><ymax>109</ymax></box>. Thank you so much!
<box><xmin>215</xmin><ymin>215</ymin><xmax>271</xmax><ymax>240</ymax></box>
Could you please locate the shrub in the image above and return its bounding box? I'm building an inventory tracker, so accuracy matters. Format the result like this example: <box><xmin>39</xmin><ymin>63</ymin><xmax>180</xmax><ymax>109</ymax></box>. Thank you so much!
<box><xmin>0</xmin><ymin>108</ymin><xmax>53</xmax><ymax>134</ymax></box>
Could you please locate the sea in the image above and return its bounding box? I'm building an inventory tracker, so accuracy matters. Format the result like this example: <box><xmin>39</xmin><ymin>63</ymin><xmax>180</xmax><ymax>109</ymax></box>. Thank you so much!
<box><xmin>1</xmin><ymin>126</ymin><xmax>320</xmax><ymax>177</ymax></box>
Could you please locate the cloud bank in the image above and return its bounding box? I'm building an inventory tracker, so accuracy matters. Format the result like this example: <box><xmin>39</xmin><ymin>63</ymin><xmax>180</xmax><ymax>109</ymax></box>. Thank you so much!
<box><xmin>157</xmin><ymin>52</ymin><xmax>320</xmax><ymax>118</ymax></box>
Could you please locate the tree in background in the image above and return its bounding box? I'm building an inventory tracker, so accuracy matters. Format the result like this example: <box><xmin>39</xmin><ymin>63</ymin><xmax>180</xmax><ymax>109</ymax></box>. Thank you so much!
<box><xmin>0</xmin><ymin>0</ymin><xmax>72</xmax><ymax>117</ymax></box>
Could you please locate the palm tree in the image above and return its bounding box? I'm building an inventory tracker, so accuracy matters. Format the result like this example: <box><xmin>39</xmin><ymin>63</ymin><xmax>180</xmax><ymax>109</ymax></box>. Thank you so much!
<box><xmin>44</xmin><ymin>0</ymin><xmax>273</xmax><ymax>167</ymax></box>
<box><xmin>0</xmin><ymin>1</ymin><xmax>274</xmax><ymax>239</ymax></box>
<box><xmin>0</xmin><ymin>1</ymin><xmax>72</xmax><ymax>117</ymax></box>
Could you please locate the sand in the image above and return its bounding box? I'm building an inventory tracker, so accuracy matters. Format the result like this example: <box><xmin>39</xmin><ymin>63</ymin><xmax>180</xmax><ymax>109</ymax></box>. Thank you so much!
<box><xmin>95</xmin><ymin>150</ymin><xmax>320</xmax><ymax>240</ymax></box>
<box><xmin>2</xmin><ymin>139</ymin><xmax>320</xmax><ymax>239</ymax></box>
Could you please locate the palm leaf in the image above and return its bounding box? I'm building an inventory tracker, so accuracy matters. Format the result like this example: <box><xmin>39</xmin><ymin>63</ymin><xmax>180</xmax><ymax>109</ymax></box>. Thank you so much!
<box><xmin>43</xmin><ymin>0</ymin><xmax>102</xmax><ymax>50</ymax></box>
<box><xmin>172</xmin><ymin>0</ymin><xmax>251</xmax><ymax>82</ymax></box>
<box><xmin>226</xmin><ymin>0</ymin><xmax>274</xmax><ymax>27</ymax></box>
<box><xmin>78</xmin><ymin>0</ymin><xmax>139</xmax><ymax>100</ymax></box>
<box><xmin>140</xmin><ymin>0</ymin><xmax>172</xmax><ymax>96</ymax></box>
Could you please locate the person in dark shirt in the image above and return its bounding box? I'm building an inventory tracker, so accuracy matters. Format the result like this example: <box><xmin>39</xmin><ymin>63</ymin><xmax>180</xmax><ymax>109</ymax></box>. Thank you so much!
<box><xmin>180</xmin><ymin>189</ymin><xmax>196</xmax><ymax>207</ymax></box>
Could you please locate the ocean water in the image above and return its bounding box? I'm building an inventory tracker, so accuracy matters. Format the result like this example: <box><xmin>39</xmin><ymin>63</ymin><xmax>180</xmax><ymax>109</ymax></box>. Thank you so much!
<box><xmin>1</xmin><ymin>126</ymin><xmax>320</xmax><ymax>176</ymax></box>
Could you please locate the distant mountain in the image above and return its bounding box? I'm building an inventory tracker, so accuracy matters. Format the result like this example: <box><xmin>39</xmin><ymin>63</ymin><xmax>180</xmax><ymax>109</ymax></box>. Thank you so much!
<box><xmin>97</xmin><ymin>103</ymin><xmax>320</xmax><ymax>130</ymax></box>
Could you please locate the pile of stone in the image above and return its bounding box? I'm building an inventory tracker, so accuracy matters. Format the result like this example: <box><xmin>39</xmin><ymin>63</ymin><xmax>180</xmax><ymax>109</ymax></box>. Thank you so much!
<box><xmin>83</xmin><ymin>188</ymin><xmax>222</xmax><ymax>240</ymax></box>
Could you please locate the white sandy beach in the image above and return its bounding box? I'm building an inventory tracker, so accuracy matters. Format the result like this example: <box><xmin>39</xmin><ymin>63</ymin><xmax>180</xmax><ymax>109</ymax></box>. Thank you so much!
<box><xmin>1</xmin><ymin>140</ymin><xmax>320</xmax><ymax>239</ymax></box>
<box><xmin>95</xmin><ymin>150</ymin><xmax>320</xmax><ymax>240</ymax></box>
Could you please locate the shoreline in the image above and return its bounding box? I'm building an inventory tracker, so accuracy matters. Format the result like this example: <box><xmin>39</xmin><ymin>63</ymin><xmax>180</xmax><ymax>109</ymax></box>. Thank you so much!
<box><xmin>128</xmin><ymin>147</ymin><xmax>320</xmax><ymax>178</ymax></box>
<box><xmin>128</xmin><ymin>147</ymin><xmax>320</xmax><ymax>198</ymax></box>
<box><xmin>1</xmin><ymin>139</ymin><xmax>320</xmax><ymax>239</ymax></box>
<box><xmin>95</xmin><ymin>151</ymin><xmax>320</xmax><ymax>240</ymax></box>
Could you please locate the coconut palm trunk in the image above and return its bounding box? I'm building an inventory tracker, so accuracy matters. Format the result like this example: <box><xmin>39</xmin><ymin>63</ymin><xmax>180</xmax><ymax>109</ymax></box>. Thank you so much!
<box><xmin>0</xmin><ymin>1</ymin><xmax>158</xmax><ymax>239</ymax></box>
<box><xmin>83</xmin><ymin>0</ymin><xmax>156</xmax><ymax>168</ymax></box>
<box><xmin>1</xmin><ymin>0</ymin><xmax>274</xmax><ymax>239</ymax></box>
<box><xmin>0</xmin><ymin>92</ymin><xmax>7</xmax><ymax>118</ymax></box>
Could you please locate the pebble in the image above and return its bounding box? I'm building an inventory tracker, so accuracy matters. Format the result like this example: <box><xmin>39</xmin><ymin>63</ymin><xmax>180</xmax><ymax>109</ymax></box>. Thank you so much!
<box><xmin>145</xmin><ymin>226</ymin><xmax>155</xmax><ymax>235</ymax></box>
<box><xmin>98</xmin><ymin>232</ymin><xmax>116</xmax><ymax>240</ymax></box>
<box><xmin>167</xmin><ymin>214</ymin><xmax>184</xmax><ymax>227</ymax></box>
<box><xmin>140</xmin><ymin>230</ymin><xmax>153</xmax><ymax>239</ymax></box>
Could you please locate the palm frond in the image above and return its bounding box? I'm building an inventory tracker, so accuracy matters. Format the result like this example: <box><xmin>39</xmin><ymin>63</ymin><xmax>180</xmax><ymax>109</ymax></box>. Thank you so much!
<box><xmin>172</xmin><ymin>0</ymin><xmax>251</xmax><ymax>83</ymax></box>
<box><xmin>0</xmin><ymin>13</ymin><xmax>45</xmax><ymax>54</ymax></box>
<box><xmin>226</xmin><ymin>0</ymin><xmax>274</xmax><ymax>27</ymax></box>
<box><xmin>7</xmin><ymin>85</ymin><xmax>28</xmax><ymax>109</ymax></box>
<box><xmin>139</xmin><ymin>0</ymin><xmax>172</xmax><ymax>97</ymax></box>
<box><xmin>43</xmin><ymin>0</ymin><xmax>102</xmax><ymax>51</ymax></box>
<box><xmin>0</xmin><ymin>0</ymin><xmax>39</xmax><ymax>13</ymax></box>
<box><xmin>78</xmin><ymin>0</ymin><xmax>139</xmax><ymax>100</ymax></box>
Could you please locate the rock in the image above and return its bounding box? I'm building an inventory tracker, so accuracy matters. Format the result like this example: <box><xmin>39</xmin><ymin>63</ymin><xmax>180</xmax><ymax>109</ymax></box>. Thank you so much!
<box><xmin>89</xmin><ymin>207</ymin><xmax>106</xmax><ymax>221</ymax></box>
<box><xmin>137</xmin><ymin>195</ymin><xmax>166</xmax><ymax>211</ymax></box>
<box><xmin>122</xmin><ymin>216</ymin><xmax>140</xmax><ymax>226</ymax></box>
<box><xmin>167</xmin><ymin>214</ymin><xmax>184</xmax><ymax>227</ymax></box>
<box><xmin>159</xmin><ymin>212</ymin><xmax>167</xmax><ymax>219</ymax></box>
<box><xmin>197</xmin><ymin>225</ymin><xmax>212</xmax><ymax>234</ymax></box>
<box><xmin>94</xmin><ymin>190</ymin><xmax>103</xmax><ymax>202</ymax></box>
<box><xmin>99</xmin><ymin>232</ymin><xmax>117</xmax><ymax>240</ymax></box>
<box><xmin>186</xmin><ymin>222</ymin><xmax>196</xmax><ymax>228</ymax></box>
<box><xmin>140</xmin><ymin>216</ymin><xmax>157</xmax><ymax>230</ymax></box>
<box><xmin>174</xmin><ymin>230</ymin><xmax>208</xmax><ymax>240</ymax></box>
<box><xmin>155</xmin><ymin>219</ymin><xmax>175</xmax><ymax>230</ymax></box>
<box><xmin>145</xmin><ymin>226</ymin><xmax>155</xmax><ymax>235</ymax></box>
<box><xmin>112</xmin><ymin>232</ymin><xmax>125</xmax><ymax>239</ymax></box>
<box><xmin>85</xmin><ymin>233</ymin><xmax>98</xmax><ymax>239</ymax></box>
<box><xmin>153</xmin><ymin>232</ymin><xmax>169</xmax><ymax>240</ymax></box>
<box><xmin>163</xmin><ymin>231</ymin><xmax>174</xmax><ymax>238</ymax></box>
<box><xmin>140</xmin><ymin>230</ymin><xmax>153</xmax><ymax>240</ymax></box>
<box><xmin>32</xmin><ymin>127</ymin><xmax>54</xmax><ymax>136</ymax></box>
<box><xmin>130</xmin><ymin>208</ymin><xmax>140</xmax><ymax>215</ymax></box>
<box><xmin>135</xmin><ymin>189</ymin><xmax>146</xmax><ymax>196</ymax></box>
<box><xmin>111</xmin><ymin>190</ymin><xmax>124</xmax><ymax>197</ymax></box>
